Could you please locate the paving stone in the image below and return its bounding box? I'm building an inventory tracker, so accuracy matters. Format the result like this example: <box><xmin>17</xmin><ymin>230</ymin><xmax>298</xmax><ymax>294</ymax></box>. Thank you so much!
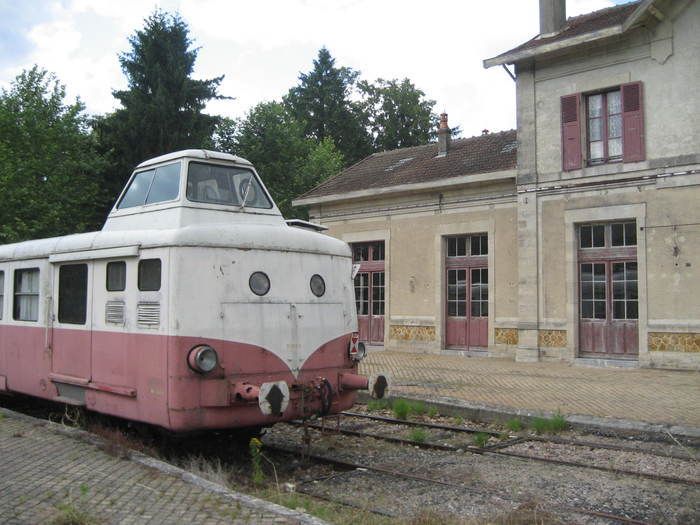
<box><xmin>360</xmin><ymin>351</ymin><xmax>700</xmax><ymax>427</ymax></box>
<box><xmin>0</xmin><ymin>411</ymin><xmax>325</xmax><ymax>525</ymax></box>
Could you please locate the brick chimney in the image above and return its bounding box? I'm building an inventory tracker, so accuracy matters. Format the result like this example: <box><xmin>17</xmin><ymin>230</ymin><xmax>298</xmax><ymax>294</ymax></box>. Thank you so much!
<box><xmin>539</xmin><ymin>0</ymin><xmax>566</xmax><ymax>36</ymax></box>
<box><xmin>437</xmin><ymin>112</ymin><xmax>451</xmax><ymax>157</ymax></box>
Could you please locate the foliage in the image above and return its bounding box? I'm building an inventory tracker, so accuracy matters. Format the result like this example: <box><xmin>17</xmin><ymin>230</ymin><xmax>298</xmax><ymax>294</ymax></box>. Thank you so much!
<box><xmin>427</xmin><ymin>406</ymin><xmax>439</xmax><ymax>418</ymax></box>
<box><xmin>359</xmin><ymin>77</ymin><xmax>437</xmax><ymax>151</ymax></box>
<box><xmin>408</xmin><ymin>428</ymin><xmax>428</xmax><ymax>443</ymax></box>
<box><xmin>0</xmin><ymin>67</ymin><xmax>107</xmax><ymax>243</ymax></box>
<box><xmin>366</xmin><ymin>398</ymin><xmax>392</xmax><ymax>411</ymax></box>
<box><xmin>506</xmin><ymin>418</ymin><xmax>523</xmax><ymax>432</ymax></box>
<box><xmin>473</xmin><ymin>432</ymin><xmax>490</xmax><ymax>448</ymax></box>
<box><xmin>531</xmin><ymin>413</ymin><xmax>568</xmax><ymax>434</ymax></box>
<box><xmin>249</xmin><ymin>437</ymin><xmax>264</xmax><ymax>486</ymax></box>
<box><xmin>96</xmin><ymin>9</ymin><xmax>227</xmax><ymax>203</ymax></box>
<box><xmin>285</xmin><ymin>47</ymin><xmax>371</xmax><ymax>165</ymax></box>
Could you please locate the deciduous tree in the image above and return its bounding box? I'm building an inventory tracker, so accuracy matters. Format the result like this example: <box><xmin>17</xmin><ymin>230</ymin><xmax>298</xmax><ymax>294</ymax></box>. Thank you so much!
<box><xmin>0</xmin><ymin>67</ymin><xmax>107</xmax><ymax>243</ymax></box>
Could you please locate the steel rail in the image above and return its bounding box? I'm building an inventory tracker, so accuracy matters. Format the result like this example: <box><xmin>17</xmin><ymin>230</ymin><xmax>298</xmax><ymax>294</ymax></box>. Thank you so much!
<box><xmin>340</xmin><ymin>411</ymin><xmax>501</xmax><ymax>436</ymax></box>
<box><xmin>340</xmin><ymin>411</ymin><xmax>698</xmax><ymax>461</ymax></box>
<box><xmin>296</xmin><ymin>421</ymin><xmax>699</xmax><ymax>487</ymax></box>
<box><xmin>265</xmin><ymin>441</ymin><xmax>652</xmax><ymax>525</ymax></box>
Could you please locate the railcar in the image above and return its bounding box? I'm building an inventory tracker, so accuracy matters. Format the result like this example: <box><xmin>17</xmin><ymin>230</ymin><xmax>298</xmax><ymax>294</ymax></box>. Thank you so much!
<box><xmin>0</xmin><ymin>150</ymin><xmax>384</xmax><ymax>431</ymax></box>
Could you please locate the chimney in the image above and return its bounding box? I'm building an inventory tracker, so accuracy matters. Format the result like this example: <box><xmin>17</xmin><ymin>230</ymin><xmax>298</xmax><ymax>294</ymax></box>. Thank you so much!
<box><xmin>437</xmin><ymin>112</ymin><xmax>451</xmax><ymax>157</ymax></box>
<box><xmin>539</xmin><ymin>0</ymin><xmax>566</xmax><ymax>36</ymax></box>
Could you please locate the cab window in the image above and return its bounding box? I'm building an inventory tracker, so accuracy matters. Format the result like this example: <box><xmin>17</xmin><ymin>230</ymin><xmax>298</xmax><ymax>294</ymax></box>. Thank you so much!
<box><xmin>118</xmin><ymin>162</ymin><xmax>181</xmax><ymax>209</ymax></box>
<box><xmin>186</xmin><ymin>162</ymin><xmax>272</xmax><ymax>209</ymax></box>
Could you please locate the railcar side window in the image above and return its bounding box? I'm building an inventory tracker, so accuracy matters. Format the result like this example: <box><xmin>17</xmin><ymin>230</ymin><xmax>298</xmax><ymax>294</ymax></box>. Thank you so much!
<box><xmin>118</xmin><ymin>162</ymin><xmax>181</xmax><ymax>209</ymax></box>
<box><xmin>58</xmin><ymin>264</ymin><xmax>88</xmax><ymax>325</ymax></box>
<box><xmin>138</xmin><ymin>259</ymin><xmax>161</xmax><ymax>291</ymax></box>
<box><xmin>106</xmin><ymin>261</ymin><xmax>126</xmax><ymax>291</ymax></box>
<box><xmin>0</xmin><ymin>271</ymin><xmax>4</xmax><ymax>320</ymax></box>
<box><xmin>13</xmin><ymin>268</ymin><xmax>39</xmax><ymax>321</ymax></box>
<box><xmin>187</xmin><ymin>162</ymin><xmax>272</xmax><ymax>209</ymax></box>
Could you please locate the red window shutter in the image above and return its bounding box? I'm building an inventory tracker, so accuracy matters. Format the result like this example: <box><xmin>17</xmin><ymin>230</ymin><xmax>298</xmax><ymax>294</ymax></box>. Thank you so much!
<box><xmin>621</xmin><ymin>82</ymin><xmax>645</xmax><ymax>162</ymax></box>
<box><xmin>561</xmin><ymin>94</ymin><xmax>582</xmax><ymax>171</ymax></box>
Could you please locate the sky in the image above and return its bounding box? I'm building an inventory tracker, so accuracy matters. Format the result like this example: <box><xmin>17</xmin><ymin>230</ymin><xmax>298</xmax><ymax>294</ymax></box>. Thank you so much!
<box><xmin>0</xmin><ymin>0</ymin><xmax>635</xmax><ymax>139</ymax></box>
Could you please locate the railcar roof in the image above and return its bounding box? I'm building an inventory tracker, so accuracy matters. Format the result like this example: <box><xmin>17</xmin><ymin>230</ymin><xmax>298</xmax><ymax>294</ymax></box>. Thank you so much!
<box><xmin>136</xmin><ymin>150</ymin><xmax>252</xmax><ymax>169</ymax></box>
<box><xmin>0</xmin><ymin>223</ymin><xmax>350</xmax><ymax>262</ymax></box>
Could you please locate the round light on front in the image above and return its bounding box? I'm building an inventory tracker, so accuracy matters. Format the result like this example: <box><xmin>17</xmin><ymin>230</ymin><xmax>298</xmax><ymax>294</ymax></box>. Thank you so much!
<box><xmin>188</xmin><ymin>345</ymin><xmax>219</xmax><ymax>373</ymax></box>
<box><xmin>249</xmin><ymin>271</ymin><xmax>270</xmax><ymax>296</ymax></box>
<box><xmin>310</xmin><ymin>274</ymin><xmax>325</xmax><ymax>297</ymax></box>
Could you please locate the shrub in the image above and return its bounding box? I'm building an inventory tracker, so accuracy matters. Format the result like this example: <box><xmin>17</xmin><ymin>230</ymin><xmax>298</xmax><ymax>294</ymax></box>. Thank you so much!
<box><xmin>409</xmin><ymin>428</ymin><xmax>428</xmax><ymax>443</ymax></box>
<box><xmin>473</xmin><ymin>432</ymin><xmax>490</xmax><ymax>448</ymax></box>
<box><xmin>506</xmin><ymin>418</ymin><xmax>523</xmax><ymax>432</ymax></box>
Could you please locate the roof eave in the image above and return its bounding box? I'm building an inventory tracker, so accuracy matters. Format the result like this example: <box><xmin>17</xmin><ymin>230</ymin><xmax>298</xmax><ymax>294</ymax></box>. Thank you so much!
<box><xmin>483</xmin><ymin>25</ymin><xmax>623</xmax><ymax>68</ymax></box>
<box><xmin>292</xmin><ymin>168</ymin><xmax>517</xmax><ymax>207</ymax></box>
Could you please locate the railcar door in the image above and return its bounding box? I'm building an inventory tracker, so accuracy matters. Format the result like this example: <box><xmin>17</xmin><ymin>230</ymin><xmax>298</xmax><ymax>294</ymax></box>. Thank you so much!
<box><xmin>50</xmin><ymin>262</ymin><xmax>93</xmax><ymax>389</ymax></box>
<box><xmin>351</xmin><ymin>242</ymin><xmax>385</xmax><ymax>345</ymax></box>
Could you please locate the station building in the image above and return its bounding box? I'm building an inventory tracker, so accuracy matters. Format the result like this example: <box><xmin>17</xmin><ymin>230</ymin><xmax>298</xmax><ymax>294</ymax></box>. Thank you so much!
<box><xmin>293</xmin><ymin>0</ymin><xmax>700</xmax><ymax>370</ymax></box>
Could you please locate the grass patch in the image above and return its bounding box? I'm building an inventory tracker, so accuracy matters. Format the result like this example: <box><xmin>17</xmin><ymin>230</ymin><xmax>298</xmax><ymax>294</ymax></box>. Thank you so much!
<box><xmin>408</xmin><ymin>428</ymin><xmax>428</xmax><ymax>443</ymax></box>
<box><xmin>366</xmin><ymin>398</ymin><xmax>392</xmax><ymax>411</ymax></box>
<box><xmin>427</xmin><ymin>406</ymin><xmax>439</xmax><ymax>418</ymax></box>
<box><xmin>473</xmin><ymin>432</ymin><xmax>490</xmax><ymax>448</ymax></box>
<box><xmin>452</xmin><ymin>416</ymin><xmax>464</xmax><ymax>426</ymax></box>
<box><xmin>486</xmin><ymin>501</ymin><xmax>564</xmax><ymax>525</ymax></box>
<box><xmin>50</xmin><ymin>485</ymin><xmax>100</xmax><ymax>525</ymax></box>
<box><xmin>392</xmin><ymin>399</ymin><xmax>410</xmax><ymax>420</ymax></box>
<box><xmin>531</xmin><ymin>413</ymin><xmax>568</xmax><ymax>434</ymax></box>
<box><xmin>506</xmin><ymin>418</ymin><xmax>523</xmax><ymax>432</ymax></box>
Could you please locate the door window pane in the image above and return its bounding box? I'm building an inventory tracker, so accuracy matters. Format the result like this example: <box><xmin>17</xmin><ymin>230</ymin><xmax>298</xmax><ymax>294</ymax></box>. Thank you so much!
<box><xmin>580</xmin><ymin>263</ymin><xmax>605</xmax><ymax>320</ymax></box>
<box><xmin>14</xmin><ymin>268</ymin><xmax>40</xmax><ymax>321</ymax></box>
<box><xmin>354</xmin><ymin>273</ymin><xmax>368</xmax><ymax>315</ymax></box>
<box><xmin>470</xmin><ymin>268</ymin><xmax>488</xmax><ymax>318</ymax></box>
<box><xmin>447</xmin><ymin>269</ymin><xmax>466</xmax><ymax>317</ymax></box>
<box><xmin>58</xmin><ymin>264</ymin><xmax>88</xmax><ymax>325</ymax></box>
<box><xmin>470</xmin><ymin>234</ymin><xmax>488</xmax><ymax>256</ymax></box>
<box><xmin>138</xmin><ymin>259</ymin><xmax>161</xmax><ymax>291</ymax></box>
<box><xmin>106</xmin><ymin>261</ymin><xmax>126</xmax><ymax>291</ymax></box>
<box><xmin>353</xmin><ymin>245</ymin><xmax>368</xmax><ymax>262</ymax></box>
<box><xmin>372</xmin><ymin>272</ymin><xmax>385</xmax><ymax>316</ymax></box>
<box><xmin>592</xmin><ymin>225</ymin><xmax>605</xmax><ymax>247</ymax></box>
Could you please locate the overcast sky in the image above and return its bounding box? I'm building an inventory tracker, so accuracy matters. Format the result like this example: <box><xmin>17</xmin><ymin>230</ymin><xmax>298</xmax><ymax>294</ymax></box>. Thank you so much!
<box><xmin>0</xmin><ymin>0</ymin><xmax>633</xmax><ymax>138</ymax></box>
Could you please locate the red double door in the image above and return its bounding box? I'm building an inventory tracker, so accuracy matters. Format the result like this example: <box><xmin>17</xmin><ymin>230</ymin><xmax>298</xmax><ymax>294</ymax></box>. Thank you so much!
<box><xmin>445</xmin><ymin>264</ymin><xmax>488</xmax><ymax>350</ymax></box>
<box><xmin>352</xmin><ymin>242</ymin><xmax>385</xmax><ymax>344</ymax></box>
<box><xmin>578</xmin><ymin>222</ymin><xmax>638</xmax><ymax>358</ymax></box>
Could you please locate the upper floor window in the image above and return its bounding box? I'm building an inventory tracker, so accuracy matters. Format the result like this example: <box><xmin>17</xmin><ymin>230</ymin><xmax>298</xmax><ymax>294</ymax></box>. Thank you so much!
<box><xmin>352</xmin><ymin>242</ymin><xmax>384</xmax><ymax>262</ymax></box>
<box><xmin>579</xmin><ymin>222</ymin><xmax>637</xmax><ymax>249</ymax></box>
<box><xmin>118</xmin><ymin>162</ymin><xmax>181</xmax><ymax>209</ymax></box>
<box><xmin>587</xmin><ymin>90</ymin><xmax>622</xmax><ymax>165</ymax></box>
<box><xmin>0</xmin><ymin>271</ymin><xmax>4</xmax><ymax>320</ymax></box>
<box><xmin>14</xmin><ymin>268</ymin><xmax>39</xmax><ymax>321</ymax></box>
<box><xmin>561</xmin><ymin>82</ymin><xmax>644</xmax><ymax>171</ymax></box>
<box><xmin>187</xmin><ymin>162</ymin><xmax>272</xmax><ymax>209</ymax></box>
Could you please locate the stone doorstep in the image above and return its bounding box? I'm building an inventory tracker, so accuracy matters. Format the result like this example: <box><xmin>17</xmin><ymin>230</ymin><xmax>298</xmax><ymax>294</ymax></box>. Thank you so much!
<box><xmin>357</xmin><ymin>392</ymin><xmax>700</xmax><ymax>444</ymax></box>
<box><xmin>573</xmin><ymin>357</ymin><xmax>640</xmax><ymax>368</ymax></box>
<box><xmin>0</xmin><ymin>407</ymin><xmax>329</xmax><ymax>525</ymax></box>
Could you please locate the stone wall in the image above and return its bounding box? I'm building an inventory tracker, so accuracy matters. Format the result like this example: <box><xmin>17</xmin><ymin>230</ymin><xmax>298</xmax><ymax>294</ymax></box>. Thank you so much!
<box><xmin>648</xmin><ymin>332</ymin><xmax>700</xmax><ymax>353</ymax></box>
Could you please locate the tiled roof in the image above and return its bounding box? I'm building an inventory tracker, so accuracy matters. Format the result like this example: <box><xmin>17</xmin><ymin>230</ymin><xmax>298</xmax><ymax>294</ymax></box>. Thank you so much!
<box><xmin>491</xmin><ymin>1</ymin><xmax>640</xmax><ymax>61</ymax></box>
<box><xmin>297</xmin><ymin>130</ymin><xmax>517</xmax><ymax>201</ymax></box>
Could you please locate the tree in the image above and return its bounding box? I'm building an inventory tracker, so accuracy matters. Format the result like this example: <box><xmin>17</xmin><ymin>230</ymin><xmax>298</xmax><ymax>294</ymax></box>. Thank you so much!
<box><xmin>285</xmin><ymin>47</ymin><xmax>371</xmax><ymax>165</ymax></box>
<box><xmin>96</xmin><ymin>10</ymin><xmax>227</xmax><ymax>201</ymax></box>
<box><xmin>0</xmin><ymin>67</ymin><xmax>107</xmax><ymax>243</ymax></box>
<box><xmin>359</xmin><ymin>78</ymin><xmax>437</xmax><ymax>151</ymax></box>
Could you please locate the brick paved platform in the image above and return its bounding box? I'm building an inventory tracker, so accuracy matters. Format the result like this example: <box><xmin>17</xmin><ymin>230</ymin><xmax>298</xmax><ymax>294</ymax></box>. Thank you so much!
<box><xmin>0</xmin><ymin>408</ymin><xmax>325</xmax><ymax>525</ymax></box>
<box><xmin>359</xmin><ymin>351</ymin><xmax>700</xmax><ymax>430</ymax></box>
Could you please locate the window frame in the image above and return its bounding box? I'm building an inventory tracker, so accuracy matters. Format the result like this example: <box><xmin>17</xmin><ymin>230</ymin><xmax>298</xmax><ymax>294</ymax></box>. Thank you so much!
<box><xmin>117</xmin><ymin>161</ymin><xmax>182</xmax><ymax>210</ymax></box>
<box><xmin>57</xmin><ymin>263</ymin><xmax>89</xmax><ymax>325</ymax></box>
<box><xmin>185</xmin><ymin>161</ymin><xmax>273</xmax><ymax>210</ymax></box>
<box><xmin>106</xmin><ymin>261</ymin><xmax>127</xmax><ymax>292</ymax></box>
<box><xmin>578</xmin><ymin>221</ymin><xmax>637</xmax><ymax>250</ymax></box>
<box><xmin>446</xmin><ymin>233</ymin><xmax>488</xmax><ymax>258</ymax></box>
<box><xmin>138</xmin><ymin>259</ymin><xmax>162</xmax><ymax>292</ymax></box>
<box><xmin>13</xmin><ymin>268</ymin><xmax>40</xmax><ymax>322</ymax></box>
<box><xmin>585</xmin><ymin>88</ymin><xmax>622</xmax><ymax>166</ymax></box>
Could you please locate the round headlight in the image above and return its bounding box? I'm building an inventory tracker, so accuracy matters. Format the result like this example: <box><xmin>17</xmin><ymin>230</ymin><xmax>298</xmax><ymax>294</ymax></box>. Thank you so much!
<box><xmin>310</xmin><ymin>274</ymin><xmax>325</xmax><ymax>297</ymax></box>
<box><xmin>249</xmin><ymin>271</ymin><xmax>270</xmax><ymax>296</ymax></box>
<box><xmin>188</xmin><ymin>345</ymin><xmax>219</xmax><ymax>373</ymax></box>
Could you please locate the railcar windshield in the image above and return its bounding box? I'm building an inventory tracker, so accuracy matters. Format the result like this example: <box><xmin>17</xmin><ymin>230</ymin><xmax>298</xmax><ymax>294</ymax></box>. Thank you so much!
<box><xmin>186</xmin><ymin>162</ymin><xmax>272</xmax><ymax>209</ymax></box>
<box><xmin>118</xmin><ymin>162</ymin><xmax>181</xmax><ymax>209</ymax></box>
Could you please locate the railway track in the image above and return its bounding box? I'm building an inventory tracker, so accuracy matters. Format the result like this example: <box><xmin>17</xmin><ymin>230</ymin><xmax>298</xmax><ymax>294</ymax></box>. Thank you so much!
<box><xmin>265</xmin><ymin>441</ymin><xmax>654</xmax><ymax>525</ymax></box>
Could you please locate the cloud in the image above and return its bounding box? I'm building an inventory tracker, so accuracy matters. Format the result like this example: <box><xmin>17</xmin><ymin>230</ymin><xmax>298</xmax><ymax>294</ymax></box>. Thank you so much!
<box><xmin>1</xmin><ymin>0</ymin><xmax>622</xmax><ymax>136</ymax></box>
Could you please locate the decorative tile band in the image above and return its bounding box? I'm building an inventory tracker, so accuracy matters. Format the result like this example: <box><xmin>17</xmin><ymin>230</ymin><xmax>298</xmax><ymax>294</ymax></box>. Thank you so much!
<box><xmin>389</xmin><ymin>325</ymin><xmax>436</xmax><ymax>342</ymax></box>
<box><xmin>648</xmin><ymin>332</ymin><xmax>700</xmax><ymax>353</ymax></box>
<box><xmin>495</xmin><ymin>328</ymin><xmax>518</xmax><ymax>345</ymax></box>
<box><xmin>538</xmin><ymin>329</ymin><xmax>567</xmax><ymax>348</ymax></box>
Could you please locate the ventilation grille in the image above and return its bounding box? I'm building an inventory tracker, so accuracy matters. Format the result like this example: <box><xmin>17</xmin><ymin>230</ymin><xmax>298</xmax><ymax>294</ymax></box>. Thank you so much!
<box><xmin>105</xmin><ymin>300</ymin><xmax>125</xmax><ymax>325</ymax></box>
<box><xmin>137</xmin><ymin>302</ymin><xmax>160</xmax><ymax>327</ymax></box>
